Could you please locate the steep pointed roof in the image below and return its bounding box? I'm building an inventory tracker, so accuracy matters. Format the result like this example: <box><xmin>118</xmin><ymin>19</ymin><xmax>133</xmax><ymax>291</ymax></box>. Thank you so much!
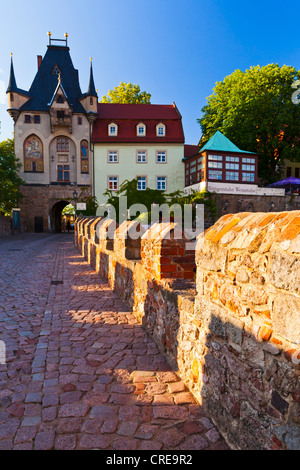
<box><xmin>87</xmin><ymin>59</ymin><xmax>97</xmax><ymax>97</ymax></box>
<box><xmin>199</xmin><ymin>131</ymin><xmax>255</xmax><ymax>154</ymax></box>
<box><xmin>47</xmin><ymin>74</ymin><xmax>69</xmax><ymax>106</ymax></box>
<box><xmin>6</xmin><ymin>55</ymin><xmax>29</xmax><ymax>96</ymax></box>
<box><xmin>19</xmin><ymin>45</ymin><xmax>86</xmax><ymax>113</ymax></box>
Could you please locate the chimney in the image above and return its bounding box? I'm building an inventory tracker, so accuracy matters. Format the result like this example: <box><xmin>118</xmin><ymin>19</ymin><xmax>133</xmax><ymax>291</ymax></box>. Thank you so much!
<box><xmin>37</xmin><ymin>55</ymin><xmax>42</xmax><ymax>70</ymax></box>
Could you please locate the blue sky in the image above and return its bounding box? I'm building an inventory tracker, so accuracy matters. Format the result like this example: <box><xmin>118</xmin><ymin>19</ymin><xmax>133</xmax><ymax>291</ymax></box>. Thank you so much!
<box><xmin>0</xmin><ymin>0</ymin><xmax>298</xmax><ymax>145</ymax></box>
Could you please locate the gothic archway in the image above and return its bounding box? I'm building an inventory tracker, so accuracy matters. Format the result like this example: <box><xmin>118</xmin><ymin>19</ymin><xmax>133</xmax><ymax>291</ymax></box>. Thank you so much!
<box><xmin>50</xmin><ymin>200</ymin><xmax>72</xmax><ymax>233</ymax></box>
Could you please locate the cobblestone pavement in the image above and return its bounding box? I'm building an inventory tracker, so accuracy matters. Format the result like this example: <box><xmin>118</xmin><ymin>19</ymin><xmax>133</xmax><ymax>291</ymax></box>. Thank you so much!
<box><xmin>0</xmin><ymin>233</ymin><xmax>229</xmax><ymax>450</ymax></box>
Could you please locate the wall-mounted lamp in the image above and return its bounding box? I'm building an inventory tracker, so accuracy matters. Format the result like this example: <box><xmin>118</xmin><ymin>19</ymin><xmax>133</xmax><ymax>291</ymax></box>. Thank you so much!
<box><xmin>222</xmin><ymin>200</ymin><xmax>229</xmax><ymax>212</ymax></box>
<box><xmin>269</xmin><ymin>201</ymin><xmax>275</xmax><ymax>212</ymax></box>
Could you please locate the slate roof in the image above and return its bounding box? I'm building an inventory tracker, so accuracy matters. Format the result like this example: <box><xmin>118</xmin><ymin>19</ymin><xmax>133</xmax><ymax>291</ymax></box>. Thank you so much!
<box><xmin>6</xmin><ymin>56</ymin><xmax>30</xmax><ymax>96</ymax></box>
<box><xmin>92</xmin><ymin>103</ymin><xmax>184</xmax><ymax>143</ymax></box>
<box><xmin>18</xmin><ymin>45</ymin><xmax>87</xmax><ymax>113</ymax></box>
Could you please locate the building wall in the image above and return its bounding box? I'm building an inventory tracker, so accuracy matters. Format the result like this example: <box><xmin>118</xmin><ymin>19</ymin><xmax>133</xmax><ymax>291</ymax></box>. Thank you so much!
<box><xmin>283</xmin><ymin>159</ymin><xmax>300</xmax><ymax>179</ymax></box>
<box><xmin>94</xmin><ymin>143</ymin><xmax>184</xmax><ymax>207</ymax></box>
<box><xmin>14</xmin><ymin>111</ymin><xmax>92</xmax><ymax>187</ymax></box>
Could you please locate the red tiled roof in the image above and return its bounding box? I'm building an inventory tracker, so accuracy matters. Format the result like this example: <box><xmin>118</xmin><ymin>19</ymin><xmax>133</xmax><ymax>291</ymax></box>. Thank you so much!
<box><xmin>184</xmin><ymin>144</ymin><xmax>201</xmax><ymax>160</ymax></box>
<box><xmin>91</xmin><ymin>102</ymin><xmax>185</xmax><ymax>143</ymax></box>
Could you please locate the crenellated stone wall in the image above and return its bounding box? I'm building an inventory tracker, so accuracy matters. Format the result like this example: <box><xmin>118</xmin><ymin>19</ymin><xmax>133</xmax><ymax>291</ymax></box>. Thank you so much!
<box><xmin>75</xmin><ymin>211</ymin><xmax>300</xmax><ymax>450</ymax></box>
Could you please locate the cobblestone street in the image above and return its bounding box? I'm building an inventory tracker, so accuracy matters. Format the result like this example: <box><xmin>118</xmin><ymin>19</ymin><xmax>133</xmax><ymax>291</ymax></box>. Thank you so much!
<box><xmin>0</xmin><ymin>234</ymin><xmax>229</xmax><ymax>450</ymax></box>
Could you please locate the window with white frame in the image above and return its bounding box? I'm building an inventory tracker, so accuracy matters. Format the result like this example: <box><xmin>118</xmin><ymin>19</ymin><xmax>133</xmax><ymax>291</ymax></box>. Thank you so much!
<box><xmin>156</xmin><ymin>176</ymin><xmax>166</xmax><ymax>190</ymax></box>
<box><xmin>208</xmin><ymin>161</ymin><xmax>223</xmax><ymax>169</ymax></box>
<box><xmin>226</xmin><ymin>156</ymin><xmax>239</xmax><ymax>162</ymax></box>
<box><xmin>208</xmin><ymin>154</ymin><xmax>223</xmax><ymax>161</ymax></box>
<box><xmin>108</xmin><ymin>123</ymin><xmax>118</xmax><ymax>136</ymax></box>
<box><xmin>226</xmin><ymin>163</ymin><xmax>239</xmax><ymax>170</ymax></box>
<box><xmin>108</xmin><ymin>151</ymin><xmax>118</xmax><ymax>163</ymax></box>
<box><xmin>137</xmin><ymin>123</ymin><xmax>146</xmax><ymax>136</ymax></box>
<box><xmin>156</xmin><ymin>123</ymin><xmax>165</xmax><ymax>136</ymax></box>
<box><xmin>242</xmin><ymin>172</ymin><xmax>255</xmax><ymax>182</ymax></box>
<box><xmin>242</xmin><ymin>164</ymin><xmax>255</xmax><ymax>171</ymax></box>
<box><xmin>137</xmin><ymin>151</ymin><xmax>147</xmax><ymax>163</ymax></box>
<box><xmin>226</xmin><ymin>171</ymin><xmax>239</xmax><ymax>181</ymax></box>
<box><xmin>208</xmin><ymin>170</ymin><xmax>223</xmax><ymax>180</ymax></box>
<box><xmin>137</xmin><ymin>176</ymin><xmax>147</xmax><ymax>190</ymax></box>
<box><xmin>108</xmin><ymin>176</ymin><xmax>118</xmax><ymax>190</ymax></box>
<box><xmin>156</xmin><ymin>151</ymin><xmax>167</xmax><ymax>163</ymax></box>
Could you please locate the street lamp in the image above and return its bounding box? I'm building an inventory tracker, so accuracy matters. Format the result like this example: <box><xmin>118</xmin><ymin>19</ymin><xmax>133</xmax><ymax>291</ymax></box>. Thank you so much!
<box><xmin>73</xmin><ymin>189</ymin><xmax>78</xmax><ymax>220</ymax></box>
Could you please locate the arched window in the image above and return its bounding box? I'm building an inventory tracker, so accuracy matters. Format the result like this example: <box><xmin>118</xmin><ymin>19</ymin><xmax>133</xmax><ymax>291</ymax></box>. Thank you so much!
<box><xmin>24</xmin><ymin>134</ymin><xmax>44</xmax><ymax>172</ymax></box>
<box><xmin>81</xmin><ymin>140</ymin><xmax>89</xmax><ymax>173</ymax></box>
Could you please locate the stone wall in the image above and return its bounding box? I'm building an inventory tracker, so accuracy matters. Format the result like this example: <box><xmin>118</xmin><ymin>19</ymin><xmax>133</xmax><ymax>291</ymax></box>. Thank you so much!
<box><xmin>75</xmin><ymin>212</ymin><xmax>300</xmax><ymax>450</ymax></box>
<box><xmin>0</xmin><ymin>216</ymin><xmax>11</xmax><ymax>237</ymax></box>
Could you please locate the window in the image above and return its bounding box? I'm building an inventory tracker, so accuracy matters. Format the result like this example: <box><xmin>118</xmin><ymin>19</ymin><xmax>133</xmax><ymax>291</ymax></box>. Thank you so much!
<box><xmin>156</xmin><ymin>151</ymin><xmax>166</xmax><ymax>163</ymax></box>
<box><xmin>156</xmin><ymin>123</ymin><xmax>165</xmax><ymax>136</ymax></box>
<box><xmin>24</xmin><ymin>115</ymin><xmax>31</xmax><ymax>123</ymax></box>
<box><xmin>137</xmin><ymin>151</ymin><xmax>147</xmax><ymax>163</ymax></box>
<box><xmin>287</xmin><ymin>167</ymin><xmax>292</xmax><ymax>177</ymax></box>
<box><xmin>34</xmin><ymin>115</ymin><xmax>40</xmax><ymax>124</ymax></box>
<box><xmin>242</xmin><ymin>172</ymin><xmax>255</xmax><ymax>182</ymax></box>
<box><xmin>226</xmin><ymin>172</ymin><xmax>239</xmax><ymax>181</ymax></box>
<box><xmin>57</xmin><ymin>110</ymin><xmax>65</xmax><ymax>119</ymax></box>
<box><xmin>208</xmin><ymin>161</ymin><xmax>222</xmax><ymax>169</ymax></box>
<box><xmin>208</xmin><ymin>154</ymin><xmax>223</xmax><ymax>161</ymax></box>
<box><xmin>137</xmin><ymin>123</ymin><xmax>146</xmax><ymax>136</ymax></box>
<box><xmin>108</xmin><ymin>151</ymin><xmax>118</xmax><ymax>163</ymax></box>
<box><xmin>242</xmin><ymin>164</ymin><xmax>255</xmax><ymax>171</ymax></box>
<box><xmin>208</xmin><ymin>170</ymin><xmax>223</xmax><ymax>180</ymax></box>
<box><xmin>108</xmin><ymin>123</ymin><xmax>118</xmax><ymax>136</ymax></box>
<box><xmin>57</xmin><ymin>165</ymin><xmax>70</xmax><ymax>182</ymax></box>
<box><xmin>78</xmin><ymin>116</ymin><xmax>82</xmax><ymax>125</ymax></box>
<box><xmin>57</xmin><ymin>137</ymin><xmax>69</xmax><ymax>152</ymax></box>
<box><xmin>226</xmin><ymin>156</ymin><xmax>239</xmax><ymax>162</ymax></box>
<box><xmin>108</xmin><ymin>176</ymin><xmax>118</xmax><ymax>190</ymax></box>
<box><xmin>226</xmin><ymin>163</ymin><xmax>239</xmax><ymax>170</ymax></box>
<box><xmin>156</xmin><ymin>176</ymin><xmax>166</xmax><ymax>190</ymax></box>
<box><xmin>295</xmin><ymin>168</ymin><xmax>300</xmax><ymax>178</ymax></box>
<box><xmin>56</xmin><ymin>95</ymin><xmax>64</xmax><ymax>103</ymax></box>
<box><xmin>242</xmin><ymin>158</ymin><xmax>256</xmax><ymax>164</ymax></box>
<box><xmin>80</xmin><ymin>140</ymin><xmax>89</xmax><ymax>173</ymax></box>
<box><xmin>137</xmin><ymin>176</ymin><xmax>147</xmax><ymax>190</ymax></box>
<box><xmin>10</xmin><ymin>93</ymin><xmax>14</xmax><ymax>102</ymax></box>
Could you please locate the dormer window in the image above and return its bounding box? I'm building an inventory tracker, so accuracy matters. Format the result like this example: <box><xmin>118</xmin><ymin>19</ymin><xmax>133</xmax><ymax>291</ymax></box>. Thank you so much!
<box><xmin>108</xmin><ymin>123</ymin><xmax>118</xmax><ymax>136</ymax></box>
<box><xmin>52</xmin><ymin>65</ymin><xmax>62</xmax><ymax>75</ymax></box>
<box><xmin>156</xmin><ymin>123</ymin><xmax>166</xmax><ymax>137</ymax></box>
<box><xmin>56</xmin><ymin>95</ymin><xmax>64</xmax><ymax>104</ymax></box>
<box><xmin>137</xmin><ymin>123</ymin><xmax>146</xmax><ymax>137</ymax></box>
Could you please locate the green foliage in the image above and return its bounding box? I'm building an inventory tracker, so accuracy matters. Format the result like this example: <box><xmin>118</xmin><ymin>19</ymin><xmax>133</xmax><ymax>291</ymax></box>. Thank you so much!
<box><xmin>0</xmin><ymin>138</ymin><xmax>24</xmax><ymax>215</ymax></box>
<box><xmin>101</xmin><ymin>82</ymin><xmax>151</xmax><ymax>104</ymax></box>
<box><xmin>61</xmin><ymin>203</ymin><xmax>75</xmax><ymax>216</ymax></box>
<box><xmin>198</xmin><ymin>64</ymin><xmax>300</xmax><ymax>184</ymax></box>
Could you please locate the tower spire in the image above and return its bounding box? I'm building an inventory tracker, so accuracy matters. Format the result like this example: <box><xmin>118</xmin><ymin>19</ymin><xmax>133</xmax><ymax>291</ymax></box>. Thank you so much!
<box><xmin>7</xmin><ymin>53</ymin><xmax>18</xmax><ymax>93</ymax></box>
<box><xmin>87</xmin><ymin>58</ymin><xmax>97</xmax><ymax>97</ymax></box>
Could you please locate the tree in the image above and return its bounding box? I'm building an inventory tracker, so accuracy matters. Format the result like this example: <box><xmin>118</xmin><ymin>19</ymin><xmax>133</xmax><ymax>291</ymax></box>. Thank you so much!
<box><xmin>101</xmin><ymin>82</ymin><xmax>151</xmax><ymax>104</ymax></box>
<box><xmin>198</xmin><ymin>64</ymin><xmax>300</xmax><ymax>184</ymax></box>
<box><xmin>0</xmin><ymin>138</ymin><xmax>24</xmax><ymax>215</ymax></box>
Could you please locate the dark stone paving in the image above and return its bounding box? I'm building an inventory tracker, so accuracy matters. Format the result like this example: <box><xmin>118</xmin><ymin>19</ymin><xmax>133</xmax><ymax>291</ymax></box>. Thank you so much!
<box><xmin>0</xmin><ymin>233</ymin><xmax>229</xmax><ymax>450</ymax></box>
